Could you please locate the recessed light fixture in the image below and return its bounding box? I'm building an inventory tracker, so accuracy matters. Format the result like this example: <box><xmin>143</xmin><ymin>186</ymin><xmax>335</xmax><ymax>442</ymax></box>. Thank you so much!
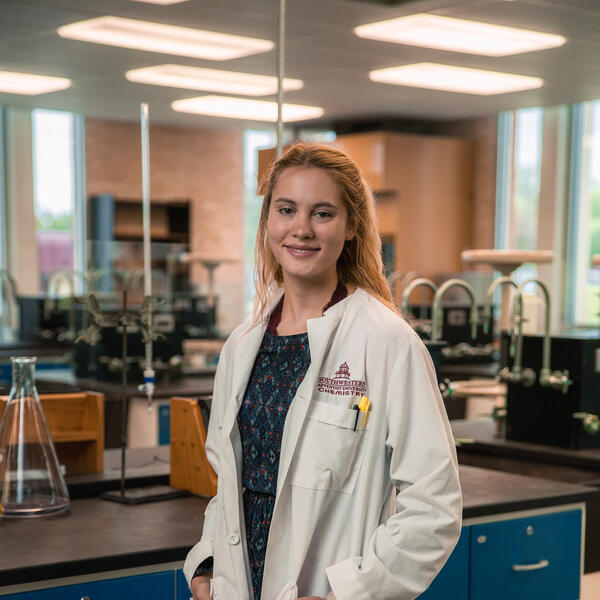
<box><xmin>126</xmin><ymin>65</ymin><xmax>303</xmax><ymax>96</ymax></box>
<box><xmin>172</xmin><ymin>95</ymin><xmax>324</xmax><ymax>122</ymax></box>
<box><xmin>369</xmin><ymin>63</ymin><xmax>543</xmax><ymax>95</ymax></box>
<box><xmin>355</xmin><ymin>13</ymin><xmax>566</xmax><ymax>56</ymax></box>
<box><xmin>0</xmin><ymin>70</ymin><xmax>71</xmax><ymax>95</ymax></box>
<box><xmin>129</xmin><ymin>0</ymin><xmax>188</xmax><ymax>4</ymax></box>
<box><xmin>58</xmin><ymin>16</ymin><xmax>274</xmax><ymax>60</ymax></box>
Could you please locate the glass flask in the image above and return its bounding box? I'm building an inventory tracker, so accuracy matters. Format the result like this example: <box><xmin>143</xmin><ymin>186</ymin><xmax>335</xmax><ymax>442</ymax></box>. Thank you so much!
<box><xmin>0</xmin><ymin>356</ymin><xmax>70</xmax><ymax>517</ymax></box>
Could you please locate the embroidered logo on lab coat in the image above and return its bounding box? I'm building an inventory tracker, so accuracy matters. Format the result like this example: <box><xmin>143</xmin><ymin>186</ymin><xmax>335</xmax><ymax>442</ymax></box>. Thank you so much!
<box><xmin>318</xmin><ymin>362</ymin><xmax>367</xmax><ymax>396</ymax></box>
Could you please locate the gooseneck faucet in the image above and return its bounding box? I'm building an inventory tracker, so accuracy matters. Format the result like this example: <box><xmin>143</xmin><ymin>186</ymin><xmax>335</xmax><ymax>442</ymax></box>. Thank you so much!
<box><xmin>498</xmin><ymin>278</ymin><xmax>572</xmax><ymax>393</ymax></box>
<box><xmin>482</xmin><ymin>276</ymin><xmax>518</xmax><ymax>334</ymax></box>
<box><xmin>400</xmin><ymin>278</ymin><xmax>437</xmax><ymax>323</ymax></box>
<box><xmin>44</xmin><ymin>269</ymin><xmax>87</xmax><ymax>342</ymax></box>
<box><xmin>431</xmin><ymin>279</ymin><xmax>479</xmax><ymax>342</ymax></box>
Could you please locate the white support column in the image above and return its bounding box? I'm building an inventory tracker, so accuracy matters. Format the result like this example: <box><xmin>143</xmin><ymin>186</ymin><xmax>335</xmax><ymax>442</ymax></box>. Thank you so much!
<box><xmin>537</xmin><ymin>105</ymin><xmax>571</xmax><ymax>331</ymax></box>
<box><xmin>0</xmin><ymin>108</ymin><xmax>7</xmax><ymax>270</ymax></box>
<box><xmin>5</xmin><ymin>107</ymin><xmax>39</xmax><ymax>295</ymax></box>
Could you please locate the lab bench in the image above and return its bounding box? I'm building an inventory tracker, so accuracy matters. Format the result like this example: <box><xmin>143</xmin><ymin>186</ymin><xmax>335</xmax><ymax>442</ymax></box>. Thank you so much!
<box><xmin>0</xmin><ymin>461</ymin><xmax>595</xmax><ymax>599</ymax></box>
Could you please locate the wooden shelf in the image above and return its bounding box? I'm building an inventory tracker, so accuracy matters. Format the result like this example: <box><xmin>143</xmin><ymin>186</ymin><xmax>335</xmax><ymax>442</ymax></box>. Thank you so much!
<box><xmin>51</xmin><ymin>430</ymin><xmax>101</xmax><ymax>443</ymax></box>
<box><xmin>89</xmin><ymin>196</ymin><xmax>190</xmax><ymax>245</ymax></box>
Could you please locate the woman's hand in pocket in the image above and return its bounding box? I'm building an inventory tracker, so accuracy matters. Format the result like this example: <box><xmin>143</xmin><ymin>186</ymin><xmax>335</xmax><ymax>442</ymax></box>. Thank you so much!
<box><xmin>190</xmin><ymin>574</ymin><xmax>211</xmax><ymax>600</ymax></box>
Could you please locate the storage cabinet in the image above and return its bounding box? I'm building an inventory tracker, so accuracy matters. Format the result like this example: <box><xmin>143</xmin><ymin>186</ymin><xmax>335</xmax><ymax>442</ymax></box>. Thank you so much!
<box><xmin>470</xmin><ymin>510</ymin><xmax>581</xmax><ymax>600</ymax></box>
<box><xmin>0</xmin><ymin>571</ymin><xmax>175</xmax><ymax>599</ymax></box>
<box><xmin>418</xmin><ymin>507</ymin><xmax>582</xmax><ymax>600</ymax></box>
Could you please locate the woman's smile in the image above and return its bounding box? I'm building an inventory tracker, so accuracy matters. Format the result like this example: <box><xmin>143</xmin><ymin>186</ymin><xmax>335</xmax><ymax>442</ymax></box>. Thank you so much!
<box><xmin>284</xmin><ymin>244</ymin><xmax>320</xmax><ymax>258</ymax></box>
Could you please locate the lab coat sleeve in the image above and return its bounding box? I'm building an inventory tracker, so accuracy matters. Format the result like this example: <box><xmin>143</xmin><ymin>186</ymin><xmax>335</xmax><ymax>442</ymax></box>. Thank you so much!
<box><xmin>183</xmin><ymin>344</ymin><xmax>229</xmax><ymax>587</ymax></box>
<box><xmin>326</xmin><ymin>335</ymin><xmax>462</xmax><ymax>600</ymax></box>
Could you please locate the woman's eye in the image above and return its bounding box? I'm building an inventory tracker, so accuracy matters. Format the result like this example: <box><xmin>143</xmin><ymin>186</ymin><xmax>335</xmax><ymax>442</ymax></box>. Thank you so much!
<box><xmin>278</xmin><ymin>207</ymin><xmax>293</xmax><ymax>216</ymax></box>
<box><xmin>314</xmin><ymin>211</ymin><xmax>333</xmax><ymax>219</ymax></box>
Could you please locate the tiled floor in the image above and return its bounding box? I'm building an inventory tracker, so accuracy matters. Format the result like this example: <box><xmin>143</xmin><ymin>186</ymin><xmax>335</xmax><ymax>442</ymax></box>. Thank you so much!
<box><xmin>582</xmin><ymin>571</ymin><xmax>600</xmax><ymax>599</ymax></box>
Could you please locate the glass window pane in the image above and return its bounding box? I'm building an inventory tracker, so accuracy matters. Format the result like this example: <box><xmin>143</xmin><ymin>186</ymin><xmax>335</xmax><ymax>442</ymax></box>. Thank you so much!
<box><xmin>32</xmin><ymin>109</ymin><xmax>75</xmax><ymax>292</ymax></box>
<box><xmin>510</xmin><ymin>107</ymin><xmax>543</xmax><ymax>250</ymax></box>
<box><xmin>571</xmin><ymin>100</ymin><xmax>600</xmax><ymax>325</ymax></box>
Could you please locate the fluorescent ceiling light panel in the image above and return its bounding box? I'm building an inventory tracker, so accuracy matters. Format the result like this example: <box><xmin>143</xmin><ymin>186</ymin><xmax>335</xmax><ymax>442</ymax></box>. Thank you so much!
<box><xmin>369</xmin><ymin>63</ymin><xmax>543</xmax><ymax>95</ymax></box>
<box><xmin>126</xmin><ymin>64</ymin><xmax>303</xmax><ymax>96</ymax></box>
<box><xmin>129</xmin><ymin>1</ymin><xmax>189</xmax><ymax>4</ymax></box>
<box><xmin>172</xmin><ymin>95</ymin><xmax>324</xmax><ymax>122</ymax></box>
<box><xmin>354</xmin><ymin>13</ymin><xmax>566</xmax><ymax>56</ymax></box>
<box><xmin>58</xmin><ymin>16</ymin><xmax>274</xmax><ymax>60</ymax></box>
<box><xmin>0</xmin><ymin>70</ymin><xmax>71</xmax><ymax>95</ymax></box>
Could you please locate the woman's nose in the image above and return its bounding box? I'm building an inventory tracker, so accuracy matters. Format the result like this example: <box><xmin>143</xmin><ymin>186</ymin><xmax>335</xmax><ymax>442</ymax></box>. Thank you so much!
<box><xmin>291</xmin><ymin>214</ymin><xmax>314</xmax><ymax>238</ymax></box>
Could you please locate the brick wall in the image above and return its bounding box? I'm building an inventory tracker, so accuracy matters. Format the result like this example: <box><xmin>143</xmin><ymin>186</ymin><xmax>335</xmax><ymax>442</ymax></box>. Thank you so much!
<box><xmin>85</xmin><ymin>118</ymin><xmax>244</xmax><ymax>333</ymax></box>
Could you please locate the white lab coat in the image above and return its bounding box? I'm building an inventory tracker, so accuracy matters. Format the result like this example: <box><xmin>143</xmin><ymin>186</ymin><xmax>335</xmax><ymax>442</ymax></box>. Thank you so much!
<box><xmin>184</xmin><ymin>288</ymin><xmax>462</xmax><ymax>600</ymax></box>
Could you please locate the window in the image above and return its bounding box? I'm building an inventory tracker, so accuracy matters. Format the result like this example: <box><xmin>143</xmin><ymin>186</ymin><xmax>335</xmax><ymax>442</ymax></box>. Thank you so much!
<box><xmin>495</xmin><ymin>108</ymin><xmax>544</xmax><ymax>289</ymax></box>
<box><xmin>567</xmin><ymin>100</ymin><xmax>600</xmax><ymax>326</ymax></box>
<box><xmin>32</xmin><ymin>109</ymin><xmax>76</xmax><ymax>292</ymax></box>
<box><xmin>510</xmin><ymin>108</ymin><xmax>544</xmax><ymax>251</ymax></box>
<box><xmin>0</xmin><ymin>107</ymin><xmax>6</xmax><ymax>271</ymax></box>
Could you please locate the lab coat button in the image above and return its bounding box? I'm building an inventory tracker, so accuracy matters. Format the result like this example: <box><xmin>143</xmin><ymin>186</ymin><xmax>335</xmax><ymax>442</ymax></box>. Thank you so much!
<box><xmin>228</xmin><ymin>533</ymin><xmax>240</xmax><ymax>545</ymax></box>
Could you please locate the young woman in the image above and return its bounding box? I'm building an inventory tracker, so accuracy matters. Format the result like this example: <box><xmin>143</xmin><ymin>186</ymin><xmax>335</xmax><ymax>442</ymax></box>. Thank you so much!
<box><xmin>184</xmin><ymin>143</ymin><xmax>462</xmax><ymax>600</ymax></box>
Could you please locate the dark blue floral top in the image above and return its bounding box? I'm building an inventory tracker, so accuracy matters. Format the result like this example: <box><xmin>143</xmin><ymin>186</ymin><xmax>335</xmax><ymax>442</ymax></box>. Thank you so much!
<box><xmin>237</xmin><ymin>330</ymin><xmax>311</xmax><ymax>599</ymax></box>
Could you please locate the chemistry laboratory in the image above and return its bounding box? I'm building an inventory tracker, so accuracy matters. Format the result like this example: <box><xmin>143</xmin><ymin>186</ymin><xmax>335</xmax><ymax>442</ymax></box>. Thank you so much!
<box><xmin>0</xmin><ymin>0</ymin><xmax>599</xmax><ymax>599</ymax></box>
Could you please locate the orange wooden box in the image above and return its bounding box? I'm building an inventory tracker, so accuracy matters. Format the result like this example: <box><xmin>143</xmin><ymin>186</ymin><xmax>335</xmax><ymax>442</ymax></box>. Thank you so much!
<box><xmin>0</xmin><ymin>392</ymin><xmax>104</xmax><ymax>476</ymax></box>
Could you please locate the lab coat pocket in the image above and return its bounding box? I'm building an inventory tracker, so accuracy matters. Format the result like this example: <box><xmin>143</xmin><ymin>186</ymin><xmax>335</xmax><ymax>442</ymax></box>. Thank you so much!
<box><xmin>291</xmin><ymin>400</ymin><xmax>369</xmax><ymax>494</ymax></box>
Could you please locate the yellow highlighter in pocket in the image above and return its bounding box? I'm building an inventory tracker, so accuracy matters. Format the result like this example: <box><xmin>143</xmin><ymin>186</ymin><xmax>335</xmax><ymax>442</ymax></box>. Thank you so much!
<box><xmin>358</xmin><ymin>395</ymin><xmax>370</xmax><ymax>428</ymax></box>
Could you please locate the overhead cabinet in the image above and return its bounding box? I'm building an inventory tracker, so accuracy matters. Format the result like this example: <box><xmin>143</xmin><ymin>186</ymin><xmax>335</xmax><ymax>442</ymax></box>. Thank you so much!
<box><xmin>332</xmin><ymin>132</ymin><xmax>474</xmax><ymax>283</ymax></box>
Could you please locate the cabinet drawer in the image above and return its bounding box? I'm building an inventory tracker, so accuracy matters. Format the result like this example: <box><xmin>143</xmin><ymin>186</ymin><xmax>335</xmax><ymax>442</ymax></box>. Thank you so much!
<box><xmin>418</xmin><ymin>526</ymin><xmax>469</xmax><ymax>599</ymax></box>
<box><xmin>470</xmin><ymin>510</ymin><xmax>582</xmax><ymax>600</ymax></box>
<box><xmin>1</xmin><ymin>571</ymin><xmax>175</xmax><ymax>599</ymax></box>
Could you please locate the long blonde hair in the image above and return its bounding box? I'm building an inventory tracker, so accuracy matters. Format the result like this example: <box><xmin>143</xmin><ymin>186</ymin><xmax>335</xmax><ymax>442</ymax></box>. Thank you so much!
<box><xmin>253</xmin><ymin>142</ymin><xmax>396</xmax><ymax>322</ymax></box>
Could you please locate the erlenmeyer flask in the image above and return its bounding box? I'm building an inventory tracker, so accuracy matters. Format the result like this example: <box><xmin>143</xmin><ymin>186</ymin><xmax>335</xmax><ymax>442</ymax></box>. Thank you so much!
<box><xmin>0</xmin><ymin>356</ymin><xmax>70</xmax><ymax>517</ymax></box>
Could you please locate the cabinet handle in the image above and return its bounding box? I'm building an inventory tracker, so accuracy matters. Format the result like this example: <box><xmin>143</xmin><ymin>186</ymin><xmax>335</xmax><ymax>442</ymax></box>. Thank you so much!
<box><xmin>512</xmin><ymin>559</ymin><xmax>549</xmax><ymax>572</ymax></box>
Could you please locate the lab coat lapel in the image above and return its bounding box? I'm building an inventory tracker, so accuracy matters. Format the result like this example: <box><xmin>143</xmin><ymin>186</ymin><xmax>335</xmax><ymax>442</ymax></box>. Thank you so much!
<box><xmin>275</xmin><ymin>311</ymin><xmax>342</xmax><ymax>497</ymax></box>
<box><xmin>222</xmin><ymin>322</ymin><xmax>266</xmax><ymax>437</ymax></box>
<box><xmin>222</xmin><ymin>289</ymin><xmax>284</xmax><ymax>437</ymax></box>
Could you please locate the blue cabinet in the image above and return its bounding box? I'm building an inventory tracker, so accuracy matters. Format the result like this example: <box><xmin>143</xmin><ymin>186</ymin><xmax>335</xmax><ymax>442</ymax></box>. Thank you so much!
<box><xmin>1</xmin><ymin>571</ymin><xmax>175</xmax><ymax>600</ymax></box>
<box><xmin>177</xmin><ymin>569</ymin><xmax>191</xmax><ymax>600</ymax></box>
<box><xmin>470</xmin><ymin>510</ymin><xmax>582</xmax><ymax>600</ymax></box>
<box><xmin>418</xmin><ymin>508</ymin><xmax>582</xmax><ymax>600</ymax></box>
<box><xmin>418</xmin><ymin>526</ymin><xmax>469</xmax><ymax>600</ymax></box>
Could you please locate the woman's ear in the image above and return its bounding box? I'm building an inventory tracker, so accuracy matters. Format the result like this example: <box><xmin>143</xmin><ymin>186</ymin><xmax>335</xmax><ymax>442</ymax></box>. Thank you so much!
<box><xmin>345</xmin><ymin>219</ymin><xmax>357</xmax><ymax>241</ymax></box>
